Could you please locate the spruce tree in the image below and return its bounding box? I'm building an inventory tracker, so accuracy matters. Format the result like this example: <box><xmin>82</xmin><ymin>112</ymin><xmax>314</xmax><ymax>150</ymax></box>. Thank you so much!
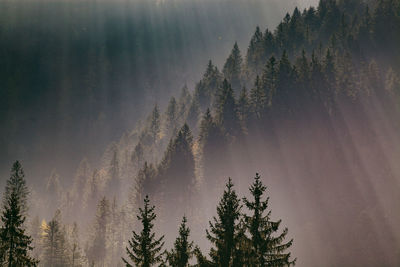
<box><xmin>149</xmin><ymin>104</ymin><xmax>161</xmax><ymax>144</ymax></box>
<box><xmin>167</xmin><ymin>216</ymin><xmax>194</xmax><ymax>267</ymax></box>
<box><xmin>70</xmin><ymin>222</ymin><xmax>84</xmax><ymax>267</ymax></box>
<box><xmin>123</xmin><ymin>196</ymin><xmax>164</xmax><ymax>267</ymax></box>
<box><xmin>250</xmin><ymin>76</ymin><xmax>267</xmax><ymax>121</ymax></box>
<box><xmin>216</xmin><ymin>79</ymin><xmax>241</xmax><ymax>137</ymax></box>
<box><xmin>223</xmin><ymin>42</ymin><xmax>243</xmax><ymax>92</ymax></box>
<box><xmin>87</xmin><ymin>197</ymin><xmax>110</xmax><ymax>266</ymax></box>
<box><xmin>165</xmin><ymin>97</ymin><xmax>179</xmax><ymax>137</ymax></box>
<box><xmin>3</xmin><ymin>161</ymin><xmax>30</xmax><ymax>216</ymax></box>
<box><xmin>237</xmin><ymin>87</ymin><xmax>250</xmax><ymax>127</ymax></box>
<box><xmin>243</xmin><ymin>174</ymin><xmax>295</xmax><ymax>266</ymax></box>
<box><xmin>206</xmin><ymin>178</ymin><xmax>242</xmax><ymax>267</ymax></box>
<box><xmin>0</xmin><ymin>166</ymin><xmax>38</xmax><ymax>266</ymax></box>
<box><xmin>41</xmin><ymin>210</ymin><xmax>69</xmax><ymax>267</ymax></box>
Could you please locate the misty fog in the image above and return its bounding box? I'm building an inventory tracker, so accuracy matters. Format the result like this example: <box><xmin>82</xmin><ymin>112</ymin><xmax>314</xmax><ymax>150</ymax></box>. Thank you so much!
<box><xmin>0</xmin><ymin>0</ymin><xmax>399</xmax><ymax>266</ymax></box>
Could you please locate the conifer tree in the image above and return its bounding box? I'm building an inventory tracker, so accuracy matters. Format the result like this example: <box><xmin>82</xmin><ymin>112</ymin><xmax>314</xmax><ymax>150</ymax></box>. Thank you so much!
<box><xmin>261</xmin><ymin>56</ymin><xmax>277</xmax><ymax>107</ymax></box>
<box><xmin>237</xmin><ymin>87</ymin><xmax>250</xmax><ymax>127</ymax></box>
<box><xmin>149</xmin><ymin>104</ymin><xmax>161</xmax><ymax>144</ymax></box>
<box><xmin>178</xmin><ymin>85</ymin><xmax>192</xmax><ymax>123</ymax></box>
<box><xmin>250</xmin><ymin>76</ymin><xmax>267</xmax><ymax>121</ymax></box>
<box><xmin>108</xmin><ymin>148</ymin><xmax>120</xmax><ymax>200</ymax></box>
<box><xmin>216</xmin><ymin>79</ymin><xmax>241</xmax><ymax>137</ymax></box>
<box><xmin>247</xmin><ymin>26</ymin><xmax>265</xmax><ymax>77</ymax></box>
<box><xmin>158</xmin><ymin>124</ymin><xmax>196</xmax><ymax>216</ymax></box>
<box><xmin>123</xmin><ymin>196</ymin><xmax>164</xmax><ymax>267</ymax></box>
<box><xmin>167</xmin><ymin>216</ymin><xmax>194</xmax><ymax>267</ymax></box>
<box><xmin>185</xmin><ymin>99</ymin><xmax>200</xmax><ymax>134</ymax></box>
<box><xmin>70</xmin><ymin>222</ymin><xmax>84</xmax><ymax>267</ymax></box>
<box><xmin>41</xmin><ymin>210</ymin><xmax>69</xmax><ymax>267</ymax></box>
<box><xmin>3</xmin><ymin>161</ymin><xmax>30</xmax><ymax>216</ymax></box>
<box><xmin>223</xmin><ymin>42</ymin><xmax>243</xmax><ymax>92</ymax></box>
<box><xmin>198</xmin><ymin>109</ymin><xmax>226</xmax><ymax>196</ymax></box>
<box><xmin>243</xmin><ymin>174</ymin><xmax>295</xmax><ymax>266</ymax></box>
<box><xmin>131</xmin><ymin>142</ymin><xmax>144</xmax><ymax>172</ymax></box>
<box><xmin>165</xmin><ymin>97</ymin><xmax>179</xmax><ymax>137</ymax></box>
<box><xmin>87</xmin><ymin>197</ymin><xmax>110</xmax><ymax>266</ymax></box>
<box><xmin>206</xmin><ymin>178</ymin><xmax>242</xmax><ymax>267</ymax></box>
<box><xmin>0</xmin><ymin>162</ymin><xmax>38</xmax><ymax>267</ymax></box>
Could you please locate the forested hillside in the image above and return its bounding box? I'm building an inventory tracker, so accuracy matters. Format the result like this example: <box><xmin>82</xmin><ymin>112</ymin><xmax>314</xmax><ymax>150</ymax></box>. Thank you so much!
<box><xmin>1</xmin><ymin>0</ymin><xmax>400</xmax><ymax>266</ymax></box>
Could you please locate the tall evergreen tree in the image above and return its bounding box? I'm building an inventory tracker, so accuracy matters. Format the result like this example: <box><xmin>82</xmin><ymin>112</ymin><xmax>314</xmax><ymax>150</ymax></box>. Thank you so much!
<box><xmin>198</xmin><ymin>109</ymin><xmax>226</xmax><ymax>196</ymax></box>
<box><xmin>41</xmin><ymin>210</ymin><xmax>69</xmax><ymax>267</ymax></box>
<box><xmin>69</xmin><ymin>222</ymin><xmax>84</xmax><ymax>267</ymax></box>
<box><xmin>165</xmin><ymin>97</ymin><xmax>179</xmax><ymax>137</ymax></box>
<box><xmin>223</xmin><ymin>42</ymin><xmax>243</xmax><ymax>92</ymax></box>
<box><xmin>158</xmin><ymin>124</ymin><xmax>196</xmax><ymax>216</ymax></box>
<box><xmin>250</xmin><ymin>76</ymin><xmax>267</xmax><ymax>121</ymax></box>
<box><xmin>206</xmin><ymin>178</ymin><xmax>242</xmax><ymax>267</ymax></box>
<box><xmin>131</xmin><ymin>142</ymin><xmax>145</xmax><ymax>172</ymax></box>
<box><xmin>261</xmin><ymin>56</ymin><xmax>277</xmax><ymax>107</ymax></box>
<box><xmin>123</xmin><ymin>196</ymin><xmax>164</xmax><ymax>267</ymax></box>
<box><xmin>87</xmin><ymin>197</ymin><xmax>110</xmax><ymax>266</ymax></box>
<box><xmin>243</xmin><ymin>174</ymin><xmax>295</xmax><ymax>266</ymax></box>
<box><xmin>237</xmin><ymin>87</ymin><xmax>251</xmax><ymax>129</ymax></box>
<box><xmin>149</xmin><ymin>104</ymin><xmax>161</xmax><ymax>144</ymax></box>
<box><xmin>3</xmin><ymin>161</ymin><xmax>29</xmax><ymax>216</ymax></box>
<box><xmin>0</xmin><ymin>162</ymin><xmax>38</xmax><ymax>267</ymax></box>
<box><xmin>216</xmin><ymin>79</ymin><xmax>241</xmax><ymax>137</ymax></box>
<box><xmin>167</xmin><ymin>216</ymin><xmax>194</xmax><ymax>267</ymax></box>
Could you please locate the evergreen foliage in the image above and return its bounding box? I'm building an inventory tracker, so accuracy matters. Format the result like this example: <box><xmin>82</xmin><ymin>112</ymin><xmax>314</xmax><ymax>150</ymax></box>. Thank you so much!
<box><xmin>0</xmin><ymin>162</ymin><xmax>38</xmax><ymax>266</ymax></box>
<box><xmin>123</xmin><ymin>196</ymin><xmax>165</xmax><ymax>267</ymax></box>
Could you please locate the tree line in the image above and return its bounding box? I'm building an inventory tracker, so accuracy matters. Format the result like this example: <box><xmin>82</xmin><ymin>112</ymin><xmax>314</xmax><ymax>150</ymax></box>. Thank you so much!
<box><xmin>0</xmin><ymin>161</ymin><xmax>294</xmax><ymax>266</ymax></box>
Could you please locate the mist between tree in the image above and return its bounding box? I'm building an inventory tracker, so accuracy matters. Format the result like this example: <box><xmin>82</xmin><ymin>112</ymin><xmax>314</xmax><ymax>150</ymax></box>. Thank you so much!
<box><xmin>1</xmin><ymin>0</ymin><xmax>400</xmax><ymax>266</ymax></box>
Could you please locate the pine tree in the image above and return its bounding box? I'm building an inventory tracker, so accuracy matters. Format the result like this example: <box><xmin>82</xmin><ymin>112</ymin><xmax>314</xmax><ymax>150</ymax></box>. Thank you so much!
<box><xmin>70</xmin><ymin>223</ymin><xmax>84</xmax><ymax>267</ymax></box>
<box><xmin>223</xmin><ymin>42</ymin><xmax>243</xmax><ymax>92</ymax></box>
<box><xmin>178</xmin><ymin>85</ymin><xmax>192</xmax><ymax>124</ymax></box>
<box><xmin>243</xmin><ymin>174</ymin><xmax>295</xmax><ymax>266</ymax></box>
<box><xmin>167</xmin><ymin>216</ymin><xmax>194</xmax><ymax>267</ymax></box>
<box><xmin>206</xmin><ymin>178</ymin><xmax>242</xmax><ymax>267</ymax></box>
<box><xmin>165</xmin><ymin>97</ymin><xmax>179</xmax><ymax>137</ymax></box>
<box><xmin>87</xmin><ymin>197</ymin><xmax>110</xmax><ymax>266</ymax></box>
<box><xmin>149</xmin><ymin>104</ymin><xmax>161</xmax><ymax>144</ymax></box>
<box><xmin>246</xmin><ymin>26</ymin><xmax>265</xmax><ymax>77</ymax></box>
<box><xmin>41</xmin><ymin>210</ymin><xmax>69</xmax><ymax>267</ymax></box>
<box><xmin>123</xmin><ymin>196</ymin><xmax>164</xmax><ymax>267</ymax></box>
<box><xmin>237</xmin><ymin>87</ymin><xmax>250</xmax><ymax>127</ymax></box>
<box><xmin>185</xmin><ymin>99</ymin><xmax>200</xmax><ymax>134</ymax></box>
<box><xmin>0</xmin><ymin>162</ymin><xmax>38</xmax><ymax>266</ymax></box>
<box><xmin>216</xmin><ymin>79</ymin><xmax>241</xmax><ymax>137</ymax></box>
<box><xmin>198</xmin><ymin>109</ymin><xmax>226</xmax><ymax>196</ymax></box>
<box><xmin>108</xmin><ymin>147</ymin><xmax>120</xmax><ymax>200</ymax></box>
<box><xmin>131</xmin><ymin>142</ymin><xmax>145</xmax><ymax>172</ymax></box>
<box><xmin>250</xmin><ymin>76</ymin><xmax>267</xmax><ymax>121</ymax></box>
<box><xmin>3</xmin><ymin>161</ymin><xmax>30</xmax><ymax>216</ymax></box>
<box><xmin>261</xmin><ymin>56</ymin><xmax>277</xmax><ymax>107</ymax></box>
<box><xmin>158</xmin><ymin>124</ymin><xmax>196</xmax><ymax>216</ymax></box>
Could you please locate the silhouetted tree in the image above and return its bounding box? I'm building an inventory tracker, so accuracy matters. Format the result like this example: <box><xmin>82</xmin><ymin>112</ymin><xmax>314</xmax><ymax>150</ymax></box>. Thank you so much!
<box><xmin>243</xmin><ymin>174</ymin><xmax>295</xmax><ymax>266</ymax></box>
<box><xmin>206</xmin><ymin>178</ymin><xmax>242</xmax><ymax>266</ymax></box>
<box><xmin>167</xmin><ymin>216</ymin><xmax>194</xmax><ymax>267</ymax></box>
<box><xmin>123</xmin><ymin>196</ymin><xmax>164</xmax><ymax>267</ymax></box>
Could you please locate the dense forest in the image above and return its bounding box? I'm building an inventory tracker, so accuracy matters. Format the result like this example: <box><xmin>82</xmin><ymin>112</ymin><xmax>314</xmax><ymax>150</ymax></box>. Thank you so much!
<box><xmin>1</xmin><ymin>0</ymin><xmax>400</xmax><ymax>266</ymax></box>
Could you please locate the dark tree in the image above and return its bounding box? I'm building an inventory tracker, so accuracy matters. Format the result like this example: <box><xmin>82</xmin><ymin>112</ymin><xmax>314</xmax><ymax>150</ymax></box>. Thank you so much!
<box><xmin>243</xmin><ymin>174</ymin><xmax>295</xmax><ymax>266</ymax></box>
<box><xmin>0</xmin><ymin>163</ymin><xmax>38</xmax><ymax>267</ymax></box>
<box><xmin>123</xmin><ymin>196</ymin><xmax>164</xmax><ymax>267</ymax></box>
<box><xmin>223</xmin><ymin>42</ymin><xmax>243</xmax><ymax>92</ymax></box>
<box><xmin>167</xmin><ymin>216</ymin><xmax>194</xmax><ymax>267</ymax></box>
<box><xmin>216</xmin><ymin>79</ymin><xmax>241</xmax><ymax>137</ymax></box>
<box><xmin>206</xmin><ymin>178</ymin><xmax>242</xmax><ymax>267</ymax></box>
